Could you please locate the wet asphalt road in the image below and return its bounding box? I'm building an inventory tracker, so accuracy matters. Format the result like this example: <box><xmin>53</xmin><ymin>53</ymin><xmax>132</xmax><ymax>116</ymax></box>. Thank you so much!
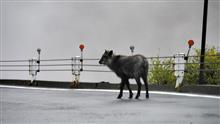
<box><xmin>0</xmin><ymin>86</ymin><xmax>219</xmax><ymax>124</ymax></box>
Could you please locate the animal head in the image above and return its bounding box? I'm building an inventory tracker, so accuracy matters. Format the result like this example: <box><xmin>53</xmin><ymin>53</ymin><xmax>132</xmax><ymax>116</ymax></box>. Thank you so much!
<box><xmin>99</xmin><ymin>50</ymin><xmax>113</xmax><ymax>65</ymax></box>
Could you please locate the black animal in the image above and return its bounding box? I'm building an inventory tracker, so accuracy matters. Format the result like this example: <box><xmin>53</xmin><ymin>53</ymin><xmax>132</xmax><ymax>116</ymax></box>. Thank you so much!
<box><xmin>99</xmin><ymin>50</ymin><xmax>149</xmax><ymax>99</ymax></box>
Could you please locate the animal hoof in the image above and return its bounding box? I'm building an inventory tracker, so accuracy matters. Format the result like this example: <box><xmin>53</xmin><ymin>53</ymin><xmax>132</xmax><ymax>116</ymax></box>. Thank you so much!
<box><xmin>129</xmin><ymin>93</ymin><xmax>133</xmax><ymax>99</ymax></box>
<box><xmin>117</xmin><ymin>96</ymin><xmax>122</xmax><ymax>99</ymax></box>
<box><xmin>135</xmin><ymin>96</ymin><xmax>140</xmax><ymax>99</ymax></box>
<box><xmin>117</xmin><ymin>94</ymin><xmax>122</xmax><ymax>99</ymax></box>
<box><xmin>146</xmin><ymin>95</ymin><xmax>149</xmax><ymax>99</ymax></box>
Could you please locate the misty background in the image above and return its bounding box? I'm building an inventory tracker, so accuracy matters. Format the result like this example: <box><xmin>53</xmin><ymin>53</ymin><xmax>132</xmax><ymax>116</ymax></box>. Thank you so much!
<box><xmin>0</xmin><ymin>0</ymin><xmax>219</xmax><ymax>83</ymax></box>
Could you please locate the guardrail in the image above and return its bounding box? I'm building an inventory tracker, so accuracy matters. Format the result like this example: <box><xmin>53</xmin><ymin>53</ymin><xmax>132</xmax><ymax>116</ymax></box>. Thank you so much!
<box><xmin>0</xmin><ymin>55</ymin><xmax>219</xmax><ymax>87</ymax></box>
<box><xmin>0</xmin><ymin>55</ymin><xmax>219</xmax><ymax>72</ymax></box>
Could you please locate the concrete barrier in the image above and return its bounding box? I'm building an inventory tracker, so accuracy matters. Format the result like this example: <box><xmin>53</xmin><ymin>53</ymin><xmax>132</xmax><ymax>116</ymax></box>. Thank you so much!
<box><xmin>0</xmin><ymin>79</ymin><xmax>219</xmax><ymax>95</ymax></box>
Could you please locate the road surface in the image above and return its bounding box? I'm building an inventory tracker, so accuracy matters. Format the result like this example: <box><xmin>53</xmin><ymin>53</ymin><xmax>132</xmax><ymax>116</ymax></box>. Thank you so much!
<box><xmin>0</xmin><ymin>85</ymin><xmax>219</xmax><ymax>124</ymax></box>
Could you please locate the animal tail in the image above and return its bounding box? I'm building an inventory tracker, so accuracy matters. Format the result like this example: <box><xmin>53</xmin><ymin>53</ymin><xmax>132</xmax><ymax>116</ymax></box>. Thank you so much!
<box><xmin>142</xmin><ymin>58</ymin><xmax>149</xmax><ymax>83</ymax></box>
<box><xmin>144</xmin><ymin>58</ymin><xmax>149</xmax><ymax>75</ymax></box>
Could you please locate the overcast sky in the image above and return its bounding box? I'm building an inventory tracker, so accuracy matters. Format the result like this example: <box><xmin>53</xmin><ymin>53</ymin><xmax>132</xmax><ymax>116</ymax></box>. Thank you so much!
<box><xmin>0</xmin><ymin>0</ymin><xmax>219</xmax><ymax>83</ymax></box>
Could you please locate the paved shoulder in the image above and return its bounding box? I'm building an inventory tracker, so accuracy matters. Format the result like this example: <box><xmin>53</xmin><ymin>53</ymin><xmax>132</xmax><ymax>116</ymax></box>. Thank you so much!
<box><xmin>1</xmin><ymin>86</ymin><xmax>220</xmax><ymax>124</ymax></box>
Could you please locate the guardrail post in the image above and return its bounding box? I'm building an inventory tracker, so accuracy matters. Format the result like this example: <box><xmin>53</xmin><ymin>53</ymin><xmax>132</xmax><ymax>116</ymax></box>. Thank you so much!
<box><xmin>71</xmin><ymin>56</ymin><xmax>81</xmax><ymax>88</ymax></box>
<box><xmin>29</xmin><ymin>48</ymin><xmax>41</xmax><ymax>86</ymax></box>
<box><xmin>29</xmin><ymin>58</ymin><xmax>37</xmax><ymax>85</ymax></box>
<box><xmin>174</xmin><ymin>53</ymin><xmax>185</xmax><ymax>90</ymax></box>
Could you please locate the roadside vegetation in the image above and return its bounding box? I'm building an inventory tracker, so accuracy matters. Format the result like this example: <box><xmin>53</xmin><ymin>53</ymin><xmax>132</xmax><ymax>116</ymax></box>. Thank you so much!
<box><xmin>149</xmin><ymin>47</ymin><xmax>220</xmax><ymax>85</ymax></box>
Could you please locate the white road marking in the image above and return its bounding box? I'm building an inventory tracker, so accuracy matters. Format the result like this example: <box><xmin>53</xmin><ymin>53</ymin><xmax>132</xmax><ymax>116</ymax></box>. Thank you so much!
<box><xmin>0</xmin><ymin>85</ymin><xmax>219</xmax><ymax>99</ymax></box>
<box><xmin>0</xmin><ymin>85</ymin><xmax>70</xmax><ymax>91</ymax></box>
<box><xmin>75</xmin><ymin>89</ymin><xmax>220</xmax><ymax>99</ymax></box>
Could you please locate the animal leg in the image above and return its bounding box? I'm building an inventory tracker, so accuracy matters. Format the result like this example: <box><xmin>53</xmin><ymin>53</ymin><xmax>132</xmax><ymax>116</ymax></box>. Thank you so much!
<box><xmin>125</xmin><ymin>79</ymin><xmax>133</xmax><ymax>99</ymax></box>
<box><xmin>117</xmin><ymin>81</ymin><xmax>125</xmax><ymax>99</ymax></box>
<box><xmin>142</xmin><ymin>75</ymin><xmax>149</xmax><ymax>98</ymax></box>
<box><xmin>135</xmin><ymin>78</ymin><xmax>142</xmax><ymax>99</ymax></box>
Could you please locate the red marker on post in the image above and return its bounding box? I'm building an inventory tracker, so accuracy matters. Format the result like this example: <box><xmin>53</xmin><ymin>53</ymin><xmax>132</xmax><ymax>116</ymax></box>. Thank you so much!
<box><xmin>188</xmin><ymin>40</ymin><xmax>194</xmax><ymax>48</ymax></box>
<box><xmin>79</xmin><ymin>44</ymin><xmax>85</xmax><ymax>51</ymax></box>
<box><xmin>79</xmin><ymin>44</ymin><xmax>85</xmax><ymax>71</ymax></box>
<box><xmin>185</xmin><ymin>40</ymin><xmax>194</xmax><ymax>61</ymax></box>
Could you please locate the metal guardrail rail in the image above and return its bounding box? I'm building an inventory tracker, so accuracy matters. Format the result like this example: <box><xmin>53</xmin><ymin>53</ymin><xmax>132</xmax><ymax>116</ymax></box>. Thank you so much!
<box><xmin>0</xmin><ymin>55</ymin><xmax>219</xmax><ymax>72</ymax></box>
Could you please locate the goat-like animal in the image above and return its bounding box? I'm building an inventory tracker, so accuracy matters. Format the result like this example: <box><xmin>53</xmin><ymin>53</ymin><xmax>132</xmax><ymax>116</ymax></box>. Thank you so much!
<box><xmin>99</xmin><ymin>50</ymin><xmax>149</xmax><ymax>99</ymax></box>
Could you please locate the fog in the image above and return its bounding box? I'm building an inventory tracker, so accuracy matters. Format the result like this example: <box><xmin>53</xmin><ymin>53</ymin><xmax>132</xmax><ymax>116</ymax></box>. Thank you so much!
<box><xmin>0</xmin><ymin>0</ymin><xmax>219</xmax><ymax>83</ymax></box>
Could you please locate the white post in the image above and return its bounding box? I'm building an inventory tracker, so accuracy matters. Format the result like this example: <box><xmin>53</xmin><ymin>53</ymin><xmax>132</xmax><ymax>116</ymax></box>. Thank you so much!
<box><xmin>29</xmin><ymin>48</ymin><xmax>41</xmax><ymax>85</ymax></box>
<box><xmin>29</xmin><ymin>58</ymin><xmax>37</xmax><ymax>85</ymax></box>
<box><xmin>174</xmin><ymin>53</ymin><xmax>186</xmax><ymax>89</ymax></box>
<box><xmin>71</xmin><ymin>56</ymin><xmax>81</xmax><ymax>88</ymax></box>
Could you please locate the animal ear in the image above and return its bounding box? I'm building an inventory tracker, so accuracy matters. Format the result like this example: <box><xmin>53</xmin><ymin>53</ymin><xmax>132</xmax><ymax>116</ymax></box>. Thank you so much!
<box><xmin>104</xmin><ymin>50</ymin><xmax>108</xmax><ymax>54</ymax></box>
<box><xmin>109</xmin><ymin>50</ymin><xmax>113</xmax><ymax>56</ymax></box>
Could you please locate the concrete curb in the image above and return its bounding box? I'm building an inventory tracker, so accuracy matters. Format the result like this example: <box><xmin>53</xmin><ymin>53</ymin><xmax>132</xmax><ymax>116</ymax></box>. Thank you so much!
<box><xmin>0</xmin><ymin>79</ymin><xmax>219</xmax><ymax>95</ymax></box>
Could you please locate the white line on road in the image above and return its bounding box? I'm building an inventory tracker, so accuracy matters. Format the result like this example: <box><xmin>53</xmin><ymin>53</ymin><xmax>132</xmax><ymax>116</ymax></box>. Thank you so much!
<box><xmin>0</xmin><ymin>85</ymin><xmax>70</xmax><ymax>91</ymax></box>
<box><xmin>0</xmin><ymin>85</ymin><xmax>219</xmax><ymax>99</ymax></box>
<box><xmin>75</xmin><ymin>89</ymin><xmax>220</xmax><ymax>99</ymax></box>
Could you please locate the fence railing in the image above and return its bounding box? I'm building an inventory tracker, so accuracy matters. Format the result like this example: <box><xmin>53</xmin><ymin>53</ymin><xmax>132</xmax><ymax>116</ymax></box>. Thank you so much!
<box><xmin>1</xmin><ymin>54</ymin><xmax>219</xmax><ymax>87</ymax></box>
<box><xmin>0</xmin><ymin>55</ymin><xmax>219</xmax><ymax>72</ymax></box>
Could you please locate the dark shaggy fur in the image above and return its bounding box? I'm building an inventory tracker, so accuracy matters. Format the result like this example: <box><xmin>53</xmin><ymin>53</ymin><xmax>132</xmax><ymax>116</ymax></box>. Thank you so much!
<box><xmin>99</xmin><ymin>50</ymin><xmax>149</xmax><ymax>99</ymax></box>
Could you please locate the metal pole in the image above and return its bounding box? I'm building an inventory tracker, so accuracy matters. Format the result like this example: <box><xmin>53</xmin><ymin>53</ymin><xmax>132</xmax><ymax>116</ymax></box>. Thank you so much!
<box><xmin>37</xmin><ymin>48</ymin><xmax>41</xmax><ymax>72</ymax></box>
<box><xmin>130</xmin><ymin>45</ymin><xmax>135</xmax><ymax>56</ymax></box>
<box><xmin>80</xmin><ymin>51</ymin><xmax>83</xmax><ymax>71</ymax></box>
<box><xmin>199</xmin><ymin>0</ymin><xmax>208</xmax><ymax>84</ymax></box>
<box><xmin>79</xmin><ymin>44</ymin><xmax>85</xmax><ymax>71</ymax></box>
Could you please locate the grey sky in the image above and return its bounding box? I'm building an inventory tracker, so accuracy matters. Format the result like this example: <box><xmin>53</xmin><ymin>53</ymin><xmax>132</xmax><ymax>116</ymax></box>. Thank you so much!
<box><xmin>0</xmin><ymin>0</ymin><xmax>219</xmax><ymax>83</ymax></box>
